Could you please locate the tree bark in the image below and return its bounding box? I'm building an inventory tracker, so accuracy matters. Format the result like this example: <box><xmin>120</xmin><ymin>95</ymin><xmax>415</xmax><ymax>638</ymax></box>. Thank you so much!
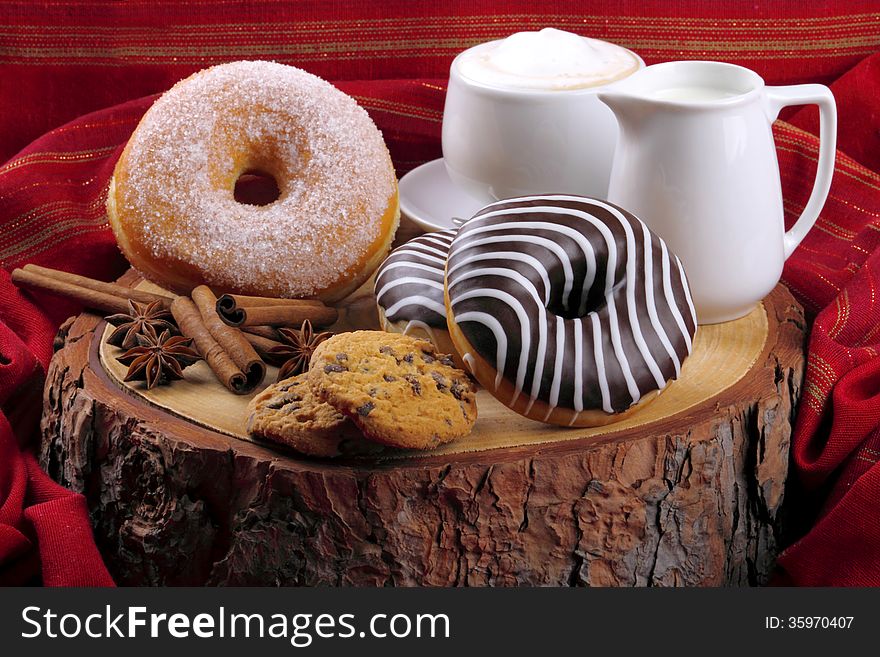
<box><xmin>40</xmin><ymin>284</ymin><xmax>806</xmax><ymax>586</ymax></box>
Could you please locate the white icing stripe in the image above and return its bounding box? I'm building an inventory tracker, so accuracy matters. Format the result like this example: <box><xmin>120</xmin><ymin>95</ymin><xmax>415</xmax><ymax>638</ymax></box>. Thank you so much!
<box><xmin>572</xmin><ymin>317</ymin><xmax>584</xmax><ymax>413</ymax></box>
<box><xmin>587</xmin><ymin>200</ymin><xmax>665</xmax><ymax>389</ymax></box>
<box><xmin>660</xmin><ymin>241</ymin><xmax>693</xmax><ymax>354</ymax></box>
<box><xmin>401</xmin><ymin>320</ymin><xmax>438</xmax><ymax>342</ymax></box>
<box><xmin>454</xmin><ymin>288</ymin><xmax>531</xmax><ymax>403</ymax></box>
<box><xmin>448</xmin><ymin>251</ymin><xmax>552</xmax><ymax>305</ymax></box>
<box><xmin>469</xmin><ymin>210</ymin><xmax>599</xmax><ymax>314</ymax></box>
<box><xmin>383</xmin><ymin>295</ymin><xmax>447</xmax><ymax>317</ymax></box>
<box><xmin>417</xmin><ymin>234</ymin><xmax>455</xmax><ymax>248</ymax></box>
<box><xmin>375</xmin><ymin>229</ymin><xmax>455</xmax><ymax>333</ymax></box>
<box><xmin>404</xmin><ymin>242</ymin><xmax>450</xmax><ymax>258</ymax></box>
<box><xmin>640</xmin><ymin>220</ymin><xmax>680</xmax><ymax>378</ymax></box>
<box><xmin>448</xmin><ymin>264</ymin><xmax>551</xmax><ymax>414</ymax></box>
<box><xmin>458</xmin><ymin>202</ymin><xmax>639</xmax><ymax>404</ymax></box>
<box><xmin>589</xmin><ymin>312</ymin><xmax>613</xmax><ymax>414</ymax></box>
<box><xmin>461</xmin><ymin>215</ymin><xmax>597</xmax><ymax>312</ymax></box>
<box><xmin>676</xmin><ymin>255</ymin><xmax>698</xmax><ymax>328</ymax></box>
<box><xmin>451</xmin><ymin>233</ymin><xmax>574</xmax><ymax>306</ymax></box>
<box><xmin>378</xmin><ymin>276</ymin><xmax>445</xmax><ymax>293</ymax></box>
<box><xmin>455</xmin><ymin>312</ymin><xmax>508</xmax><ymax>390</ymax></box>
<box><xmin>544</xmin><ymin>317</ymin><xmax>565</xmax><ymax>422</ymax></box>
<box><xmin>376</xmin><ymin>260</ymin><xmax>443</xmax><ymax>277</ymax></box>
<box><xmin>389</xmin><ymin>248</ymin><xmax>446</xmax><ymax>266</ymax></box>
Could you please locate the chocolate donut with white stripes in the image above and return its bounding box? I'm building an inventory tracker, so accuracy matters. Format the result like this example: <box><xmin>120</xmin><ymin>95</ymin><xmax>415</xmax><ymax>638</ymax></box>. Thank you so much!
<box><xmin>445</xmin><ymin>195</ymin><xmax>697</xmax><ymax>426</ymax></box>
<box><xmin>374</xmin><ymin>229</ymin><xmax>463</xmax><ymax>365</ymax></box>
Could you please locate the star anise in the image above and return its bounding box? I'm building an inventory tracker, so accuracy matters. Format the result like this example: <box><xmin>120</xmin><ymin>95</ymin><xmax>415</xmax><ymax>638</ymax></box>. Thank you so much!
<box><xmin>117</xmin><ymin>325</ymin><xmax>202</xmax><ymax>389</ymax></box>
<box><xmin>105</xmin><ymin>299</ymin><xmax>176</xmax><ymax>349</ymax></box>
<box><xmin>267</xmin><ymin>320</ymin><xmax>333</xmax><ymax>381</ymax></box>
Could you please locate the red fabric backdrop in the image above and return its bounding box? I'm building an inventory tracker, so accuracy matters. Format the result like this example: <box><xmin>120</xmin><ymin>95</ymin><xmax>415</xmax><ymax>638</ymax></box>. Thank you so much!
<box><xmin>1</xmin><ymin>0</ymin><xmax>880</xmax><ymax>586</ymax></box>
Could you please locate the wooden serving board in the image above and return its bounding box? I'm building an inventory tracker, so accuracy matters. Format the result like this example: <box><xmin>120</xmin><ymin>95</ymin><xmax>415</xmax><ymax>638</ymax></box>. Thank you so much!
<box><xmin>99</xmin><ymin>282</ymin><xmax>768</xmax><ymax>457</ymax></box>
<box><xmin>40</xmin><ymin>271</ymin><xmax>806</xmax><ymax>587</ymax></box>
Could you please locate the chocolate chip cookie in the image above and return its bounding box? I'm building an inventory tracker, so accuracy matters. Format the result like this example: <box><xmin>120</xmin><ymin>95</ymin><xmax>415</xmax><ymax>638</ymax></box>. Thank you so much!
<box><xmin>308</xmin><ymin>331</ymin><xmax>477</xmax><ymax>449</ymax></box>
<box><xmin>246</xmin><ymin>374</ymin><xmax>370</xmax><ymax>457</ymax></box>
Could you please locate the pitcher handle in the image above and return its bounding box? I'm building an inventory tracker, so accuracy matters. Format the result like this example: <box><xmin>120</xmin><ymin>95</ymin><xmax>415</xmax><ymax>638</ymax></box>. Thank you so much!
<box><xmin>764</xmin><ymin>84</ymin><xmax>837</xmax><ymax>259</ymax></box>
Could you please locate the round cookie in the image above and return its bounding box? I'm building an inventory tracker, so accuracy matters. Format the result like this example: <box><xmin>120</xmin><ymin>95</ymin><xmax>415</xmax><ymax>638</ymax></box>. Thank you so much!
<box><xmin>246</xmin><ymin>374</ymin><xmax>369</xmax><ymax>457</ymax></box>
<box><xmin>374</xmin><ymin>229</ymin><xmax>463</xmax><ymax>367</ymax></box>
<box><xmin>308</xmin><ymin>331</ymin><xmax>476</xmax><ymax>449</ymax></box>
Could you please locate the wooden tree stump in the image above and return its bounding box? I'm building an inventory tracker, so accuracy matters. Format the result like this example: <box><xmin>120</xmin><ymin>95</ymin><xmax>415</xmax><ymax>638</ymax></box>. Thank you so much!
<box><xmin>40</xmin><ymin>280</ymin><xmax>806</xmax><ymax>586</ymax></box>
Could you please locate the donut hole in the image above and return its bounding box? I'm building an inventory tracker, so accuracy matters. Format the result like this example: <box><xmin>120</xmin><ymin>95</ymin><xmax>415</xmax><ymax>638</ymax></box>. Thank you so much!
<box><xmin>546</xmin><ymin>286</ymin><xmax>607</xmax><ymax>320</ymax></box>
<box><xmin>233</xmin><ymin>169</ymin><xmax>281</xmax><ymax>206</ymax></box>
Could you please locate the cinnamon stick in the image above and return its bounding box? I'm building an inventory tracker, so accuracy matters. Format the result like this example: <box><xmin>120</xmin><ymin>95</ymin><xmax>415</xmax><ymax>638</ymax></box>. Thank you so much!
<box><xmin>170</xmin><ymin>297</ymin><xmax>253</xmax><ymax>394</ymax></box>
<box><xmin>218</xmin><ymin>293</ymin><xmax>324</xmax><ymax>309</ymax></box>
<box><xmin>13</xmin><ymin>268</ymin><xmax>133</xmax><ymax>315</ymax></box>
<box><xmin>21</xmin><ymin>264</ymin><xmax>174</xmax><ymax>308</ymax></box>
<box><xmin>191</xmin><ymin>285</ymin><xmax>266</xmax><ymax>390</ymax></box>
<box><xmin>230</xmin><ymin>304</ymin><xmax>339</xmax><ymax>328</ymax></box>
<box><xmin>216</xmin><ymin>293</ymin><xmax>335</xmax><ymax>328</ymax></box>
<box><xmin>242</xmin><ymin>325</ymin><xmax>281</xmax><ymax>341</ymax></box>
<box><xmin>243</xmin><ymin>332</ymin><xmax>284</xmax><ymax>360</ymax></box>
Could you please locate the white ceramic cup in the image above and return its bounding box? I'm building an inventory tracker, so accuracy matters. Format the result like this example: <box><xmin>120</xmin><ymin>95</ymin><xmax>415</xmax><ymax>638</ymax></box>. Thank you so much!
<box><xmin>442</xmin><ymin>39</ymin><xmax>644</xmax><ymax>202</ymax></box>
<box><xmin>600</xmin><ymin>61</ymin><xmax>837</xmax><ymax>324</ymax></box>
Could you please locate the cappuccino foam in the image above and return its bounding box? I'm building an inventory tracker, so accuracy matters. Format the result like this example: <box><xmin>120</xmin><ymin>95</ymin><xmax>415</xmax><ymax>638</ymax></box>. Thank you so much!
<box><xmin>456</xmin><ymin>28</ymin><xmax>639</xmax><ymax>91</ymax></box>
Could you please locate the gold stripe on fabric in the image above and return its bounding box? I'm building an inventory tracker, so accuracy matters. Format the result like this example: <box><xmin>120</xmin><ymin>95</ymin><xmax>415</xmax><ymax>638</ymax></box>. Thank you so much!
<box><xmin>775</xmin><ymin>144</ymin><xmax>880</xmax><ymax>193</ymax></box>
<box><xmin>3</xmin><ymin>33</ymin><xmax>879</xmax><ymax>59</ymax></box>
<box><xmin>803</xmin><ymin>379</ymin><xmax>827</xmax><ymax>413</ymax></box>
<box><xmin>0</xmin><ymin>197</ymin><xmax>107</xmax><ymax>242</ymax></box>
<box><xmin>782</xmin><ymin>198</ymin><xmax>858</xmax><ymax>241</ymax></box>
<box><xmin>0</xmin><ymin>145</ymin><xmax>118</xmax><ymax>176</ymax></box>
<box><xmin>1</xmin><ymin>194</ymin><xmax>108</xmax><ymax>237</ymax></box>
<box><xmin>828</xmin><ymin>195</ymin><xmax>880</xmax><ymax>219</ymax></box>
<box><xmin>1</xmin><ymin>224</ymin><xmax>111</xmax><ymax>266</ymax></box>
<box><xmin>352</xmin><ymin>97</ymin><xmax>443</xmax><ymax>123</ymax></box>
<box><xmin>0</xmin><ymin>210</ymin><xmax>109</xmax><ymax>262</ymax></box>
<box><xmin>6</xmin><ymin>47</ymin><xmax>879</xmax><ymax>67</ymax></box>
<box><xmin>44</xmin><ymin>117</ymin><xmax>140</xmax><ymax>137</ymax></box>
<box><xmin>856</xmin><ymin>319</ymin><xmax>880</xmax><ymax>347</ymax></box>
<box><xmin>1</xmin><ymin>12</ymin><xmax>879</xmax><ymax>32</ymax></box>
<box><xmin>775</xmin><ymin>124</ymin><xmax>880</xmax><ymax>189</ymax></box>
<box><xmin>829</xmin><ymin>291</ymin><xmax>851</xmax><ymax>339</ymax></box>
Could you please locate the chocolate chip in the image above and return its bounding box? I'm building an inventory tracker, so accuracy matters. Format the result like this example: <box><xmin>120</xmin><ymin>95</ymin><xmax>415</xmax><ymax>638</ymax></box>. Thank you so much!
<box><xmin>383</xmin><ymin>374</ymin><xmax>397</xmax><ymax>382</ymax></box>
<box><xmin>403</xmin><ymin>353</ymin><xmax>414</xmax><ymax>363</ymax></box>
<box><xmin>368</xmin><ymin>387</ymin><xmax>378</xmax><ymax>397</ymax></box>
<box><xmin>324</xmin><ymin>364</ymin><xmax>345</xmax><ymax>373</ymax></box>
<box><xmin>439</xmin><ymin>354</ymin><xmax>455</xmax><ymax>367</ymax></box>
<box><xmin>421</xmin><ymin>352</ymin><xmax>435</xmax><ymax>364</ymax></box>
<box><xmin>431</xmin><ymin>371</ymin><xmax>448</xmax><ymax>391</ymax></box>
<box><xmin>335</xmin><ymin>353</ymin><xmax>348</xmax><ymax>361</ymax></box>
<box><xmin>404</xmin><ymin>374</ymin><xmax>422</xmax><ymax>396</ymax></box>
<box><xmin>379</xmin><ymin>346</ymin><xmax>395</xmax><ymax>356</ymax></box>
<box><xmin>357</xmin><ymin>401</ymin><xmax>375</xmax><ymax>417</ymax></box>
<box><xmin>450</xmin><ymin>380</ymin><xmax>467</xmax><ymax>400</ymax></box>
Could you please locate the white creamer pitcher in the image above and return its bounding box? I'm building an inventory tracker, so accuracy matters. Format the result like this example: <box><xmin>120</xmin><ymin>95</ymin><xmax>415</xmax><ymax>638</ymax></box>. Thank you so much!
<box><xmin>598</xmin><ymin>61</ymin><xmax>836</xmax><ymax>324</ymax></box>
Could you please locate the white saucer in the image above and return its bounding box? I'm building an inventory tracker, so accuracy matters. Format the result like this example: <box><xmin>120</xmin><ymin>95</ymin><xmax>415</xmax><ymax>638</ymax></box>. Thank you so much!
<box><xmin>398</xmin><ymin>158</ymin><xmax>490</xmax><ymax>231</ymax></box>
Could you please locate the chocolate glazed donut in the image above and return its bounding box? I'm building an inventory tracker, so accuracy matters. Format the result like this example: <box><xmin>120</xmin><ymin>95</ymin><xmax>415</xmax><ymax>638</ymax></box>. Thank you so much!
<box><xmin>375</xmin><ymin>229</ymin><xmax>464</xmax><ymax>366</ymax></box>
<box><xmin>445</xmin><ymin>195</ymin><xmax>697</xmax><ymax>426</ymax></box>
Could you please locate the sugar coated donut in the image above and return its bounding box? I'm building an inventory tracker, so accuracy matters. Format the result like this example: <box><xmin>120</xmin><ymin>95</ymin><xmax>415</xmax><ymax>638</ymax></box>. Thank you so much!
<box><xmin>446</xmin><ymin>195</ymin><xmax>697</xmax><ymax>426</ymax></box>
<box><xmin>107</xmin><ymin>60</ymin><xmax>399</xmax><ymax>302</ymax></box>
<box><xmin>374</xmin><ymin>229</ymin><xmax>463</xmax><ymax>365</ymax></box>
